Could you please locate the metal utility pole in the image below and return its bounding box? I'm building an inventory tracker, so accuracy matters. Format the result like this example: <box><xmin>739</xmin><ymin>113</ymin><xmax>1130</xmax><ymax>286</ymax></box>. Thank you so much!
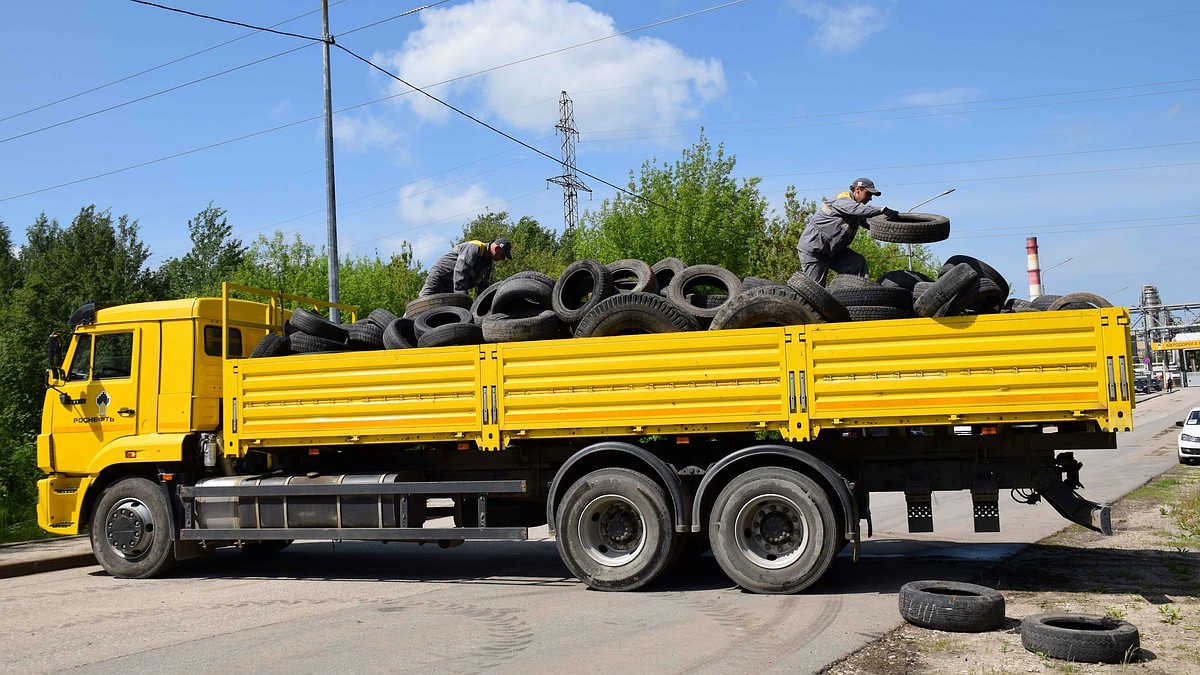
<box><xmin>546</xmin><ymin>91</ymin><xmax>590</xmax><ymax>232</ymax></box>
<box><xmin>322</xmin><ymin>0</ymin><xmax>341</xmax><ymax>322</ymax></box>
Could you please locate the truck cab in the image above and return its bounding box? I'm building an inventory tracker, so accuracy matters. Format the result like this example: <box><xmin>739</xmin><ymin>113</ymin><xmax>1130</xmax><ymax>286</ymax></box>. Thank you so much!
<box><xmin>37</xmin><ymin>297</ymin><xmax>274</xmax><ymax>534</ymax></box>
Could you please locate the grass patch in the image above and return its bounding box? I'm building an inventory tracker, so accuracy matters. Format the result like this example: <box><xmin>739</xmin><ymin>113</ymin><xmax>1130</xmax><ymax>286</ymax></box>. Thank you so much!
<box><xmin>918</xmin><ymin>636</ymin><xmax>965</xmax><ymax>654</ymax></box>
<box><xmin>0</xmin><ymin>503</ymin><xmax>53</xmax><ymax>544</ymax></box>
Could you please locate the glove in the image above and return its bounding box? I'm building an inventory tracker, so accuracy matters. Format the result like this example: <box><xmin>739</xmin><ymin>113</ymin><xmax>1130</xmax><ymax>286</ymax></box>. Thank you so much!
<box><xmin>881</xmin><ymin>207</ymin><xmax>900</xmax><ymax>219</ymax></box>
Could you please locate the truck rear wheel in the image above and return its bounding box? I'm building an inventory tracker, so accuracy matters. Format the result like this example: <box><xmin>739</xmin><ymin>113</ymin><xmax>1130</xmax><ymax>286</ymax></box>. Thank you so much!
<box><xmin>555</xmin><ymin>468</ymin><xmax>679</xmax><ymax>591</ymax></box>
<box><xmin>709</xmin><ymin>468</ymin><xmax>839</xmax><ymax>594</ymax></box>
<box><xmin>90</xmin><ymin>477</ymin><xmax>177</xmax><ymax>579</ymax></box>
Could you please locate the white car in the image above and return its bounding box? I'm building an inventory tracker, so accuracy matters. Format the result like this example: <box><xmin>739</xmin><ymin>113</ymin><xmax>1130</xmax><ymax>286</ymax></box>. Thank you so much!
<box><xmin>1176</xmin><ymin>406</ymin><xmax>1200</xmax><ymax>465</ymax></box>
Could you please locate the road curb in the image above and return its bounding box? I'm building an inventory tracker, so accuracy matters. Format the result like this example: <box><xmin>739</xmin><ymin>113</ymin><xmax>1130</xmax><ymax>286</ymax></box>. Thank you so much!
<box><xmin>0</xmin><ymin>552</ymin><xmax>96</xmax><ymax>579</ymax></box>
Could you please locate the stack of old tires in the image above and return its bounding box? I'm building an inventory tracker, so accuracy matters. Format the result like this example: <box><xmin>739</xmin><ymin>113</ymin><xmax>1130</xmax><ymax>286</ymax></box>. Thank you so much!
<box><xmin>250</xmin><ymin>252</ymin><xmax>1117</xmax><ymax>358</ymax></box>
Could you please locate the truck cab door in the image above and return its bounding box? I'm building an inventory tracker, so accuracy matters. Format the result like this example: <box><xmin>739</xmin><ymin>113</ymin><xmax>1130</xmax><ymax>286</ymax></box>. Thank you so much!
<box><xmin>51</xmin><ymin>329</ymin><xmax>141</xmax><ymax>474</ymax></box>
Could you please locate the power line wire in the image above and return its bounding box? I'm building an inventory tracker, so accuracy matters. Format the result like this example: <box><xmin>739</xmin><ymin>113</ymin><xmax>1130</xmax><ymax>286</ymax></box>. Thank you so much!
<box><xmin>2</xmin><ymin>1</ymin><xmax>447</xmax><ymax>144</ymax></box>
<box><xmin>0</xmin><ymin>44</ymin><xmax>313</xmax><ymax>145</ymax></box>
<box><xmin>2</xmin><ymin>1</ymin><xmax>742</xmax><ymax>201</ymax></box>
<box><xmin>0</xmin><ymin>2</ymin><xmax>342</xmax><ymax>124</ymax></box>
<box><xmin>129</xmin><ymin>0</ymin><xmax>325</xmax><ymax>42</ymax></box>
<box><xmin>583</xmin><ymin>77</ymin><xmax>1200</xmax><ymax>137</ymax></box>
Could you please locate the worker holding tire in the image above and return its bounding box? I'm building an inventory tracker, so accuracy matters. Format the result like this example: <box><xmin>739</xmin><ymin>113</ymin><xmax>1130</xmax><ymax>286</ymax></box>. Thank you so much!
<box><xmin>419</xmin><ymin>238</ymin><xmax>513</xmax><ymax>297</ymax></box>
<box><xmin>796</xmin><ymin>178</ymin><xmax>899</xmax><ymax>286</ymax></box>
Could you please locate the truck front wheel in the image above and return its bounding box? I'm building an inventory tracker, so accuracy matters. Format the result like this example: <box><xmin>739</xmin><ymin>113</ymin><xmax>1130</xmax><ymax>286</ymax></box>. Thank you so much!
<box><xmin>90</xmin><ymin>477</ymin><xmax>177</xmax><ymax>578</ymax></box>
<box><xmin>709</xmin><ymin>468</ymin><xmax>840</xmax><ymax>594</ymax></box>
<box><xmin>555</xmin><ymin>468</ymin><xmax>679</xmax><ymax>591</ymax></box>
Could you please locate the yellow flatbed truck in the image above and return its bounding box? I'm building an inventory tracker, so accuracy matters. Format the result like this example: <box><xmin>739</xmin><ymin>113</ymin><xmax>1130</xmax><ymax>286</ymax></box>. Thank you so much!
<box><xmin>37</xmin><ymin>284</ymin><xmax>1134</xmax><ymax>593</ymax></box>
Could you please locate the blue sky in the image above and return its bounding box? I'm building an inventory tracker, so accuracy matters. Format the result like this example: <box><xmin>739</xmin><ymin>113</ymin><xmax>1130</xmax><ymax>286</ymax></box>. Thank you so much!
<box><xmin>3</xmin><ymin>1</ymin><xmax>1198</xmax><ymax>309</ymax></box>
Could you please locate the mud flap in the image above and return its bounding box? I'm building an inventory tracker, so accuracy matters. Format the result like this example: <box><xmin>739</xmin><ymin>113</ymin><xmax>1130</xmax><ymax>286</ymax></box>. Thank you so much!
<box><xmin>1037</xmin><ymin>452</ymin><xmax>1112</xmax><ymax>535</ymax></box>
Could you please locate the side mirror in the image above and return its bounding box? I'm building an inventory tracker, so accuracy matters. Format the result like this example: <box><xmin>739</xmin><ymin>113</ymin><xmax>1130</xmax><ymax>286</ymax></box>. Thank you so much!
<box><xmin>47</xmin><ymin>334</ymin><xmax>60</xmax><ymax>366</ymax></box>
<box><xmin>1177</xmin><ymin>421</ymin><xmax>1185</xmax><ymax>428</ymax></box>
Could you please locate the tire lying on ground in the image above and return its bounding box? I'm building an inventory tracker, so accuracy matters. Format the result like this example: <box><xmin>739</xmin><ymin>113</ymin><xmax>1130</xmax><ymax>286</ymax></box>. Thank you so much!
<box><xmin>289</xmin><ymin>307</ymin><xmax>349</xmax><ymax>343</ymax></box>
<box><xmin>667</xmin><ymin>264</ymin><xmax>742</xmax><ymax>325</ymax></box>
<box><xmin>787</xmin><ymin>272</ymin><xmax>851</xmax><ymax>323</ymax></box>
<box><xmin>1046</xmin><ymin>292</ymin><xmax>1113</xmax><ymax>311</ymax></box>
<box><xmin>898</xmin><ymin>580</ymin><xmax>1006</xmax><ymax>633</ymax></box>
<box><xmin>867</xmin><ymin>212</ymin><xmax>951</xmax><ymax>243</ymax></box>
<box><xmin>553</xmin><ymin>259</ymin><xmax>616</xmax><ymax>325</ymax></box>
<box><xmin>608</xmin><ymin>258</ymin><xmax>658</xmax><ymax>294</ymax></box>
<box><xmin>404</xmin><ymin>292</ymin><xmax>472</xmax><ymax>318</ymax></box>
<box><xmin>709</xmin><ymin>285</ymin><xmax>821</xmax><ymax>330</ymax></box>
<box><xmin>416</xmin><ymin>322</ymin><xmax>484</xmax><ymax>348</ymax></box>
<box><xmin>914</xmin><ymin>263</ymin><xmax>978</xmax><ymax>318</ymax></box>
<box><xmin>383</xmin><ymin>317</ymin><xmax>417</xmax><ymax>349</ymax></box>
<box><xmin>1020</xmin><ymin>613</ymin><xmax>1140</xmax><ymax>664</ymax></box>
<box><xmin>412</xmin><ymin>306</ymin><xmax>473</xmax><ymax>338</ymax></box>
<box><xmin>482</xmin><ymin>310</ymin><xmax>562</xmax><ymax>343</ymax></box>
<box><xmin>575</xmin><ymin>291</ymin><xmax>700</xmax><ymax>338</ymax></box>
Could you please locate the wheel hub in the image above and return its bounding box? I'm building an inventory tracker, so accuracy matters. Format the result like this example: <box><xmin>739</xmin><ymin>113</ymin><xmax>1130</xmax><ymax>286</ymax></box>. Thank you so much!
<box><xmin>734</xmin><ymin>494</ymin><xmax>809</xmax><ymax>570</ymax></box>
<box><xmin>599</xmin><ymin>507</ymin><xmax>638</xmax><ymax>548</ymax></box>
<box><xmin>758</xmin><ymin>509</ymin><xmax>794</xmax><ymax>545</ymax></box>
<box><xmin>105</xmin><ymin>498</ymin><xmax>155</xmax><ymax>561</ymax></box>
<box><xmin>578</xmin><ymin>495</ymin><xmax>647</xmax><ymax>567</ymax></box>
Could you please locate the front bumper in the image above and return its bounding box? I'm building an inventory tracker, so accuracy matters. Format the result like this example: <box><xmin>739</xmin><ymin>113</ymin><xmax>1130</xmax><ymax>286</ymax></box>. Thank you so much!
<box><xmin>36</xmin><ymin>475</ymin><xmax>92</xmax><ymax>536</ymax></box>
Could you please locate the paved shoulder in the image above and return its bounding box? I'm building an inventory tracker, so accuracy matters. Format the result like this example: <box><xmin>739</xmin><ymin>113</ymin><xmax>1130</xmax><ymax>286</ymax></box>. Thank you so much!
<box><xmin>0</xmin><ymin>535</ymin><xmax>95</xmax><ymax>578</ymax></box>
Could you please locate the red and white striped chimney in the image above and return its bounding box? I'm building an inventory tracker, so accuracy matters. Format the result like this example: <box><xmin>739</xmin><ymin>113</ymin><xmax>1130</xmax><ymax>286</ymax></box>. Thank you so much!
<box><xmin>1027</xmin><ymin>236</ymin><xmax>1042</xmax><ymax>300</ymax></box>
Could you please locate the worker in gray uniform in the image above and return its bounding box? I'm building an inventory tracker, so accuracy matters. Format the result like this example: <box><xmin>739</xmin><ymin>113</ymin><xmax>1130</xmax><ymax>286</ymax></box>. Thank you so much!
<box><xmin>419</xmin><ymin>237</ymin><xmax>513</xmax><ymax>297</ymax></box>
<box><xmin>796</xmin><ymin>178</ymin><xmax>899</xmax><ymax>286</ymax></box>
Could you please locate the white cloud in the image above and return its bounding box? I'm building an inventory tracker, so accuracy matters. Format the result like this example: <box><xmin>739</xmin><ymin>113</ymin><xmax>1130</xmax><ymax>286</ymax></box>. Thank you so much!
<box><xmin>332</xmin><ymin>114</ymin><xmax>401</xmax><ymax>152</ymax></box>
<box><xmin>373</xmin><ymin>0</ymin><xmax>725</xmax><ymax>134</ymax></box>
<box><xmin>398</xmin><ymin>181</ymin><xmax>498</xmax><ymax>224</ymax></box>
<box><xmin>788</xmin><ymin>1</ymin><xmax>889</xmax><ymax>53</ymax></box>
<box><xmin>1165</xmin><ymin>102</ymin><xmax>1184</xmax><ymax>120</ymax></box>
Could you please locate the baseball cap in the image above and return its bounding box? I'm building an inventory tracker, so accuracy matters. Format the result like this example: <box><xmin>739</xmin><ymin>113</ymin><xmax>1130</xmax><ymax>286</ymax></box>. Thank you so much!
<box><xmin>493</xmin><ymin>237</ymin><xmax>513</xmax><ymax>260</ymax></box>
<box><xmin>852</xmin><ymin>177</ymin><xmax>881</xmax><ymax>196</ymax></box>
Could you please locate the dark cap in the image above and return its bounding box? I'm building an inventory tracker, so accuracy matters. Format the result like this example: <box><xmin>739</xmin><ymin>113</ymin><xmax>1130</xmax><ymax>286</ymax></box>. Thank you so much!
<box><xmin>493</xmin><ymin>237</ymin><xmax>513</xmax><ymax>260</ymax></box>
<box><xmin>851</xmin><ymin>177</ymin><xmax>881</xmax><ymax>196</ymax></box>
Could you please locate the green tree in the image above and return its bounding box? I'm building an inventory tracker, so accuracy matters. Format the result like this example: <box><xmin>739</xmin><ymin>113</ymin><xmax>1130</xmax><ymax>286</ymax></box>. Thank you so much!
<box><xmin>574</xmin><ymin>132</ymin><xmax>768</xmax><ymax>275</ymax></box>
<box><xmin>336</xmin><ymin>243</ymin><xmax>426</xmax><ymax>316</ymax></box>
<box><xmin>0</xmin><ymin>207</ymin><xmax>159</xmax><ymax>540</ymax></box>
<box><xmin>749</xmin><ymin>187</ymin><xmax>817</xmax><ymax>282</ymax></box>
<box><xmin>0</xmin><ymin>221</ymin><xmax>19</xmax><ymax>296</ymax></box>
<box><xmin>158</xmin><ymin>203</ymin><xmax>246</xmax><ymax>298</ymax></box>
<box><xmin>231</xmin><ymin>232</ymin><xmax>329</xmax><ymax>300</ymax></box>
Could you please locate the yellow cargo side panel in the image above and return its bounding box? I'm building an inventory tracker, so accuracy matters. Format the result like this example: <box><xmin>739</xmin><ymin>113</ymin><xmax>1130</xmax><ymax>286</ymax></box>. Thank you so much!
<box><xmin>806</xmin><ymin>308</ymin><xmax>1131</xmax><ymax>429</ymax></box>
<box><xmin>497</xmin><ymin>329</ymin><xmax>792</xmax><ymax>440</ymax></box>
<box><xmin>229</xmin><ymin>347</ymin><xmax>483</xmax><ymax>449</ymax></box>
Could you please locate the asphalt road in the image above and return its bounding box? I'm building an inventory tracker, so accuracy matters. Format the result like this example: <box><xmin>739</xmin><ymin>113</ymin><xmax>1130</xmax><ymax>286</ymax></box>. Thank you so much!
<box><xmin>1</xmin><ymin>392</ymin><xmax>1193</xmax><ymax>674</ymax></box>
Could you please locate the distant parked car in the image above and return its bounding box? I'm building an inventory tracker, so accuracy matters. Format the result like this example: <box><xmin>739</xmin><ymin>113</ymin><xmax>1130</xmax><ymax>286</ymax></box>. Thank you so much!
<box><xmin>1135</xmin><ymin>376</ymin><xmax>1153</xmax><ymax>394</ymax></box>
<box><xmin>1175</xmin><ymin>406</ymin><xmax>1200</xmax><ymax>465</ymax></box>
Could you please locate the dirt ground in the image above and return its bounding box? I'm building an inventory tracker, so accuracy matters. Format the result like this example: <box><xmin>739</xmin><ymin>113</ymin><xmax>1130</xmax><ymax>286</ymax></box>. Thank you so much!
<box><xmin>822</xmin><ymin>465</ymin><xmax>1200</xmax><ymax>674</ymax></box>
